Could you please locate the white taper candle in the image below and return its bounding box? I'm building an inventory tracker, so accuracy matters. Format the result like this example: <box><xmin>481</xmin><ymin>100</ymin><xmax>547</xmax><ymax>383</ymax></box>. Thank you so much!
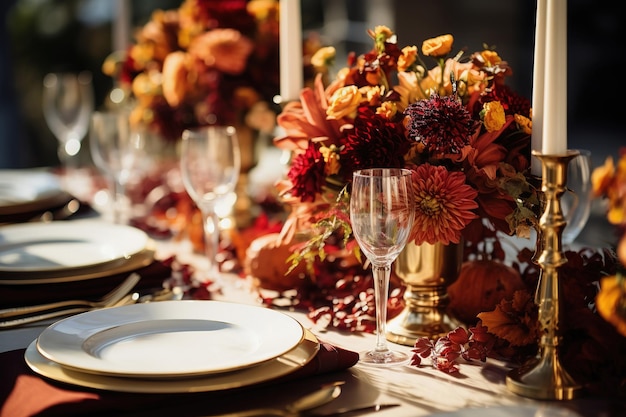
<box><xmin>531</xmin><ymin>0</ymin><xmax>546</xmax><ymax>175</ymax></box>
<box><xmin>542</xmin><ymin>0</ymin><xmax>568</xmax><ymax>155</ymax></box>
<box><xmin>279</xmin><ymin>0</ymin><xmax>303</xmax><ymax>102</ymax></box>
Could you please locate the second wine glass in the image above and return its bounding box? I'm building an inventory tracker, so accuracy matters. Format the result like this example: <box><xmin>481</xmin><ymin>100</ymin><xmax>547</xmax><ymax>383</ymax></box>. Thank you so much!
<box><xmin>89</xmin><ymin>110</ymin><xmax>145</xmax><ymax>224</ymax></box>
<box><xmin>181</xmin><ymin>126</ymin><xmax>241</xmax><ymax>281</ymax></box>
<box><xmin>42</xmin><ymin>71</ymin><xmax>94</xmax><ymax>185</ymax></box>
<box><xmin>350</xmin><ymin>168</ymin><xmax>415</xmax><ymax>365</ymax></box>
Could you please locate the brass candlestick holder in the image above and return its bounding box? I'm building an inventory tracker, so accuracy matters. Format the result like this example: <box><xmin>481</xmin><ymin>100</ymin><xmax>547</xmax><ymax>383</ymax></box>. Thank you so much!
<box><xmin>506</xmin><ymin>150</ymin><xmax>583</xmax><ymax>400</ymax></box>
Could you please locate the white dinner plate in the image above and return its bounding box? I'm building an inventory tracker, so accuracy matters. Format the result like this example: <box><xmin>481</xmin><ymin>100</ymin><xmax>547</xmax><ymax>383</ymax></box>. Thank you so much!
<box><xmin>0</xmin><ymin>170</ymin><xmax>68</xmax><ymax>215</ymax></box>
<box><xmin>26</xmin><ymin>328</ymin><xmax>319</xmax><ymax>393</ymax></box>
<box><xmin>0</xmin><ymin>220</ymin><xmax>149</xmax><ymax>272</ymax></box>
<box><xmin>36</xmin><ymin>300</ymin><xmax>306</xmax><ymax>378</ymax></box>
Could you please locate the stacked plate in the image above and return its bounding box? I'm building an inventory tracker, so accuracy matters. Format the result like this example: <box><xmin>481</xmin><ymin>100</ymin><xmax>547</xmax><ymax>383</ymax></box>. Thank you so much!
<box><xmin>0</xmin><ymin>170</ymin><xmax>73</xmax><ymax>223</ymax></box>
<box><xmin>0</xmin><ymin>220</ymin><xmax>155</xmax><ymax>285</ymax></box>
<box><xmin>25</xmin><ymin>300</ymin><xmax>320</xmax><ymax>393</ymax></box>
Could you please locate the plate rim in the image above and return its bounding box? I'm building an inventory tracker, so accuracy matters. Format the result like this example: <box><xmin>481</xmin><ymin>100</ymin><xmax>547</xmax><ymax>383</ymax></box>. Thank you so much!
<box><xmin>0</xmin><ymin>170</ymin><xmax>67</xmax><ymax>216</ymax></box>
<box><xmin>25</xmin><ymin>328</ymin><xmax>319</xmax><ymax>393</ymax></box>
<box><xmin>0</xmin><ymin>246</ymin><xmax>155</xmax><ymax>285</ymax></box>
<box><xmin>0</xmin><ymin>220</ymin><xmax>149</xmax><ymax>273</ymax></box>
<box><xmin>36</xmin><ymin>300</ymin><xmax>306</xmax><ymax>378</ymax></box>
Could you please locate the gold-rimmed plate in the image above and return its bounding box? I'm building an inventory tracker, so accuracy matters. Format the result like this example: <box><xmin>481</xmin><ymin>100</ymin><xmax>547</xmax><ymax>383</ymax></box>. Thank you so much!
<box><xmin>0</xmin><ymin>220</ymin><xmax>150</xmax><ymax>276</ymax></box>
<box><xmin>36</xmin><ymin>300</ymin><xmax>306</xmax><ymax>379</ymax></box>
<box><xmin>26</xmin><ymin>327</ymin><xmax>319</xmax><ymax>393</ymax></box>
<box><xmin>0</xmin><ymin>246</ymin><xmax>155</xmax><ymax>285</ymax></box>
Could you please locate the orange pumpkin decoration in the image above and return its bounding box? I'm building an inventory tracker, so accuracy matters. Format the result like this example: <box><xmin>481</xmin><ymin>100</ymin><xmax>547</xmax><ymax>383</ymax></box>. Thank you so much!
<box><xmin>245</xmin><ymin>233</ymin><xmax>308</xmax><ymax>291</ymax></box>
<box><xmin>447</xmin><ymin>259</ymin><xmax>526</xmax><ymax>325</ymax></box>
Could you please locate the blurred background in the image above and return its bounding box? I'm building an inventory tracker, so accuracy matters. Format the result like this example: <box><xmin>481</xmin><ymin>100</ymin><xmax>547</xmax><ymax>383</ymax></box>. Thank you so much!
<box><xmin>0</xmin><ymin>0</ymin><xmax>623</xmax><ymax>245</ymax></box>
<box><xmin>2</xmin><ymin>0</ymin><xmax>623</xmax><ymax>168</ymax></box>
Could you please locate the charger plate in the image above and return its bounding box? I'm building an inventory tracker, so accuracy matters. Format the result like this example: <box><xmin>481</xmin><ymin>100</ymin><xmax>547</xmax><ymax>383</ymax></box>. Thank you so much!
<box><xmin>36</xmin><ymin>300</ymin><xmax>306</xmax><ymax>378</ymax></box>
<box><xmin>26</xmin><ymin>328</ymin><xmax>319</xmax><ymax>393</ymax></box>
<box><xmin>0</xmin><ymin>221</ymin><xmax>149</xmax><ymax>273</ymax></box>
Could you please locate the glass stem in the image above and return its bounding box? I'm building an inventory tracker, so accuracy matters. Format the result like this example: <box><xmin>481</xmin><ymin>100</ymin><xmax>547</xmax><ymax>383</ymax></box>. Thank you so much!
<box><xmin>201</xmin><ymin>207</ymin><xmax>220</xmax><ymax>281</ymax></box>
<box><xmin>372</xmin><ymin>264</ymin><xmax>391</xmax><ymax>353</ymax></box>
<box><xmin>112</xmin><ymin>178</ymin><xmax>126</xmax><ymax>224</ymax></box>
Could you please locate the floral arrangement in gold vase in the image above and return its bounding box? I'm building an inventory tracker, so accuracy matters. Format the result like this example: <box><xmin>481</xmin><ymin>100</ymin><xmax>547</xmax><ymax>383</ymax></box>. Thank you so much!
<box><xmin>247</xmin><ymin>26</ymin><xmax>539</xmax><ymax>332</ymax></box>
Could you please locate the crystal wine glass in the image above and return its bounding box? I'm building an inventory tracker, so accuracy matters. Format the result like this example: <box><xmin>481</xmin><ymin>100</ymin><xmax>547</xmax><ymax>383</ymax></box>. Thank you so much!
<box><xmin>89</xmin><ymin>110</ymin><xmax>145</xmax><ymax>224</ymax></box>
<box><xmin>180</xmin><ymin>126</ymin><xmax>240</xmax><ymax>281</ymax></box>
<box><xmin>350</xmin><ymin>168</ymin><xmax>415</xmax><ymax>365</ymax></box>
<box><xmin>562</xmin><ymin>149</ymin><xmax>592</xmax><ymax>246</ymax></box>
<box><xmin>42</xmin><ymin>71</ymin><xmax>94</xmax><ymax>185</ymax></box>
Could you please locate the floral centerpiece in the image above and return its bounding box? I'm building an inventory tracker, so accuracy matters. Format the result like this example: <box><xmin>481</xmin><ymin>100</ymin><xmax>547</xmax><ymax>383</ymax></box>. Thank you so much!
<box><xmin>274</xmin><ymin>28</ymin><xmax>537</xmax><ymax>264</ymax></box>
<box><xmin>102</xmin><ymin>0</ymin><xmax>287</xmax><ymax>250</ymax></box>
<box><xmin>106</xmin><ymin>0</ymin><xmax>281</xmax><ymax>142</ymax></box>
<box><xmin>244</xmin><ymin>26</ymin><xmax>540</xmax><ymax>333</ymax></box>
<box><xmin>263</xmin><ymin>27</ymin><xmax>537</xmax><ymax>282</ymax></box>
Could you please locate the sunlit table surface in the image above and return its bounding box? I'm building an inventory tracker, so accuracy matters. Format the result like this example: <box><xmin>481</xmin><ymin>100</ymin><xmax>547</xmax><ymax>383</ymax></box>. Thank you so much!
<box><xmin>0</xmin><ymin>177</ymin><xmax>623</xmax><ymax>417</ymax></box>
<box><xmin>2</xmin><ymin>227</ymin><xmax>622</xmax><ymax>417</ymax></box>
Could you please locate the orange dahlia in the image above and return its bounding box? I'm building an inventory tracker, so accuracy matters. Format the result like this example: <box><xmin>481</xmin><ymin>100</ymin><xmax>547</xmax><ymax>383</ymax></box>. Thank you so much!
<box><xmin>409</xmin><ymin>164</ymin><xmax>479</xmax><ymax>245</ymax></box>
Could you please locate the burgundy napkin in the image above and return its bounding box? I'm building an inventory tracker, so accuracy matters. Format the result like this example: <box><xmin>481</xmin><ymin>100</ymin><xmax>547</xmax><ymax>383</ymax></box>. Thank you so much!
<box><xmin>0</xmin><ymin>260</ymin><xmax>172</xmax><ymax>309</ymax></box>
<box><xmin>0</xmin><ymin>341</ymin><xmax>359</xmax><ymax>417</ymax></box>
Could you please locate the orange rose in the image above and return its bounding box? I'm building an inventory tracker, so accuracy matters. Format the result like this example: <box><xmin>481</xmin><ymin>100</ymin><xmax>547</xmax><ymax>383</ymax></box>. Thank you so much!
<box><xmin>421</xmin><ymin>34</ymin><xmax>453</xmax><ymax>57</ymax></box>
<box><xmin>188</xmin><ymin>29</ymin><xmax>254</xmax><ymax>75</ymax></box>
<box><xmin>482</xmin><ymin>101</ymin><xmax>506</xmax><ymax>132</ymax></box>
<box><xmin>326</xmin><ymin>85</ymin><xmax>361</xmax><ymax>120</ymax></box>
<box><xmin>162</xmin><ymin>51</ymin><xmax>189</xmax><ymax>107</ymax></box>
<box><xmin>397</xmin><ymin>45</ymin><xmax>417</xmax><ymax>72</ymax></box>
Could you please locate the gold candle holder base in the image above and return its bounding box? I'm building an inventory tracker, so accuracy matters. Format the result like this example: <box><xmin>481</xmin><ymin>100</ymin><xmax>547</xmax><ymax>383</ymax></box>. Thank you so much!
<box><xmin>506</xmin><ymin>150</ymin><xmax>583</xmax><ymax>400</ymax></box>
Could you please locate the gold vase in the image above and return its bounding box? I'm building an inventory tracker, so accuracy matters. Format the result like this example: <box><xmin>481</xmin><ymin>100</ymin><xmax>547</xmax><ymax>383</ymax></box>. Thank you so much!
<box><xmin>386</xmin><ymin>240</ymin><xmax>463</xmax><ymax>345</ymax></box>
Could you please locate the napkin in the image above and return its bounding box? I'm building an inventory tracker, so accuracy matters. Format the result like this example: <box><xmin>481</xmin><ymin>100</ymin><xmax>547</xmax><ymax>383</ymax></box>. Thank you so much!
<box><xmin>0</xmin><ymin>341</ymin><xmax>359</xmax><ymax>417</ymax></box>
<box><xmin>0</xmin><ymin>260</ymin><xmax>173</xmax><ymax>309</ymax></box>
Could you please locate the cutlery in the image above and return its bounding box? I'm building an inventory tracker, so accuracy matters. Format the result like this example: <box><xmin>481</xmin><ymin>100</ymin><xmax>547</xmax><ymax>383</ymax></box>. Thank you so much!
<box><xmin>0</xmin><ymin>284</ymin><xmax>179</xmax><ymax>329</ymax></box>
<box><xmin>0</xmin><ymin>272</ymin><xmax>140</xmax><ymax>319</ymax></box>
<box><xmin>209</xmin><ymin>381</ymin><xmax>343</xmax><ymax>417</ymax></box>
<box><xmin>29</xmin><ymin>197</ymin><xmax>81</xmax><ymax>222</ymax></box>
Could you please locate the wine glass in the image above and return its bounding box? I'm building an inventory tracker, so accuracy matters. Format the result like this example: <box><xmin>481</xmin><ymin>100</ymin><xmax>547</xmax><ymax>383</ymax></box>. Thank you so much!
<box><xmin>89</xmin><ymin>110</ymin><xmax>145</xmax><ymax>224</ymax></box>
<box><xmin>180</xmin><ymin>126</ymin><xmax>241</xmax><ymax>281</ymax></box>
<box><xmin>350</xmin><ymin>168</ymin><xmax>415</xmax><ymax>365</ymax></box>
<box><xmin>562</xmin><ymin>149</ymin><xmax>592</xmax><ymax>246</ymax></box>
<box><xmin>42</xmin><ymin>71</ymin><xmax>94</xmax><ymax>185</ymax></box>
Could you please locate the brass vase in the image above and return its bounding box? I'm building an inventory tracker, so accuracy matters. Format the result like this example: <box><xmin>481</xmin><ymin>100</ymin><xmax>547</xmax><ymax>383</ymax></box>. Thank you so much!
<box><xmin>386</xmin><ymin>240</ymin><xmax>463</xmax><ymax>345</ymax></box>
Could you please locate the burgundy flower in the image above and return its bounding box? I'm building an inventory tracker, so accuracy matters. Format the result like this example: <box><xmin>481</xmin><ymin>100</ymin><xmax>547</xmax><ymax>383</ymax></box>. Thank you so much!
<box><xmin>341</xmin><ymin>107</ymin><xmax>411</xmax><ymax>174</ymax></box>
<box><xmin>287</xmin><ymin>142</ymin><xmax>326</xmax><ymax>202</ymax></box>
<box><xmin>404</xmin><ymin>93</ymin><xmax>480</xmax><ymax>155</ymax></box>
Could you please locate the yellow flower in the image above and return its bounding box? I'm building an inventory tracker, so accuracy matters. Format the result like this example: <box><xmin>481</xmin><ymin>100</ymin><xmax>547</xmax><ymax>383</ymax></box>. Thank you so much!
<box><xmin>326</xmin><ymin>85</ymin><xmax>361</xmax><ymax>120</ymax></box>
<box><xmin>246</xmin><ymin>0</ymin><xmax>277</xmax><ymax>20</ymax></box>
<box><xmin>596</xmin><ymin>275</ymin><xmax>626</xmax><ymax>337</ymax></box>
<box><xmin>482</xmin><ymin>101</ymin><xmax>506</xmax><ymax>132</ymax></box>
<box><xmin>514</xmin><ymin>114</ymin><xmax>532</xmax><ymax>135</ymax></box>
<box><xmin>397</xmin><ymin>45</ymin><xmax>418</xmax><ymax>72</ymax></box>
<box><xmin>311</xmin><ymin>46</ymin><xmax>336</xmax><ymax>70</ymax></box>
<box><xmin>479</xmin><ymin>50</ymin><xmax>502</xmax><ymax>67</ymax></box>
<box><xmin>358</xmin><ymin>85</ymin><xmax>383</xmax><ymax>107</ymax></box>
<box><xmin>376</xmin><ymin>101</ymin><xmax>397</xmax><ymax>119</ymax></box>
<box><xmin>421</xmin><ymin>34</ymin><xmax>453</xmax><ymax>57</ymax></box>
<box><xmin>319</xmin><ymin>144</ymin><xmax>342</xmax><ymax>175</ymax></box>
